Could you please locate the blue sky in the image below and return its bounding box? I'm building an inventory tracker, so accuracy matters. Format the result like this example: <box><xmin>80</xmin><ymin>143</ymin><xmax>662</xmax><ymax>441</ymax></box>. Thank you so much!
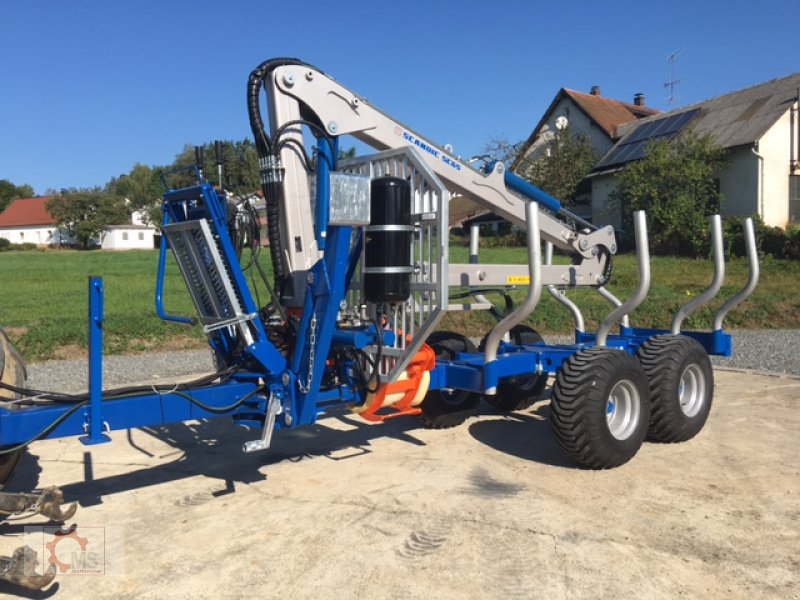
<box><xmin>1</xmin><ymin>0</ymin><xmax>796</xmax><ymax>195</ymax></box>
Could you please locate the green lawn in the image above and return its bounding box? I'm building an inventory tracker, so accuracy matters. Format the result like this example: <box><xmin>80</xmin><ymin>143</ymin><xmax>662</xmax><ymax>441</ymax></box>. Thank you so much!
<box><xmin>0</xmin><ymin>249</ymin><xmax>203</xmax><ymax>360</ymax></box>
<box><xmin>0</xmin><ymin>247</ymin><xmax>796</xmax><ymax>362</ymax></box>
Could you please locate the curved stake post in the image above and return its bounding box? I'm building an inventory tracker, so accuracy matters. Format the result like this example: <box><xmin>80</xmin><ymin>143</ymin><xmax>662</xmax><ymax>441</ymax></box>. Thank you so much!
<box><xmin>671</xmin><ymin>215</ymin><xmax>725</xmax><ymax>334</ymax></box>
<box><xmin>596</xmin><ymin>211</ymin><xmax>650</xmax><ymax>347</ymax></box>
<box><xmin>544</xmin><ymin>242</ymin><xmax>585</xmax><ymax>334</ymax></box>
<box><xmin>713</xmin><ymin>217</ymin><xmax>760</xmax><ymax>331</ymax></box>
<box><xmin>483</xmin><ymin>201</ymin><xmax>542</xmax><ymax>394</ymax></box>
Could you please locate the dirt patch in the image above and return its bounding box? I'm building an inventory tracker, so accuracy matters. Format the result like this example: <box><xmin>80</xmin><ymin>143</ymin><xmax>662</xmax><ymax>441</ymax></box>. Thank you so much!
<box><xmin>1</xmin><ymin>326</ymin><xmax>28</xmax><ymax>340</ymax></box>
<box><xmin>126</xmin><ymin>333</ymin><xmax>207</xmax><ymax>353</ymax></box>
<box><xmin>42</xmin><ymin>334</ymin><xmax>206</xmax><ymax>362</ymax></box>
<box><xmin>50</xmin><ymin>343</ymin><xmax>85</xmax><ymax>360</ymax></box>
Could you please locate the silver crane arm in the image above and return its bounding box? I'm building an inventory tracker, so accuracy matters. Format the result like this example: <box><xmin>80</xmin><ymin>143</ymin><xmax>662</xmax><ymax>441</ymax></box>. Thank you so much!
<box><xmin>263</xmin><ymin>61</ymin><xmax>616</xmax><ymax>290</ymax></box>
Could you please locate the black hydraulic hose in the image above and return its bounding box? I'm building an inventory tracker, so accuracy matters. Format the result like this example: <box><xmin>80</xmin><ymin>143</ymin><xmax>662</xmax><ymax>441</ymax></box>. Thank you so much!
<box><xmin>0</xmin><ymin>401</ymin><xmax>87</xmax><ymax>455</ymax></box>
<box><xmin>247</xmin><ymin>59</ymin><xmax>308</xmax><ymax>292</ymax></box>
<box><xmin>247</xmin><ymin>72</ymin><xmax>271</xmax><ymax>156</ymax></box>
<box><xmin>0</xmin><ymin>364</ymin><xmax>242</xmax><ymax>405</ymax></box>
<box><xmin>247</xmin><ymin>58</ymin><xmax>312</xmax><ymax>156</ymax></box>
<box><xmin>262</xmin><ymin>180</ymin><xmax>287</xmax><ymax>285</ymax></box>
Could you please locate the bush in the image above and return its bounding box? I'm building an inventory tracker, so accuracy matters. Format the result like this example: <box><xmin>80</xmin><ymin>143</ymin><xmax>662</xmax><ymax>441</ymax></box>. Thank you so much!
<box><xmin>449</xmin><ymin>228</ymin><xmax>526</xmax><ymax>249</ymax></box>
<box><xmin>761</xmin><ymin>225</ymin><xmax>787</xmax><ymax>257</ymax></box>
<box><xmin>785</xmin><ymin>225</ymin><xmax>800</xmax><ymax>260</ymax></box>
<box><xmin>724</xmin><ymin>215</ymin><xmax>799</xmax><ymax>260</ymax></box>
<box><xmin>0</xmin><ymin>241</ymin><xmax>37</xmax><ymax>252</ymax></box>
<box><xmin>612</xmin><ymin>132</ymin><xmax>727</xmax><ymax>258</ymax></box>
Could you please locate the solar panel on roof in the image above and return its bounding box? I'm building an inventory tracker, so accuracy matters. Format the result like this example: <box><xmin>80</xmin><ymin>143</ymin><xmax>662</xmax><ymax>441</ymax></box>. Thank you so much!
<box><xmin>595</xmin><ymin>109</ymin><xmax>700</xmax><ymax>169</ymax></box>
<box><xmin>626</xmin><ymin>121</ymin><xmax>657</xmax><ymax>143</ymax></box>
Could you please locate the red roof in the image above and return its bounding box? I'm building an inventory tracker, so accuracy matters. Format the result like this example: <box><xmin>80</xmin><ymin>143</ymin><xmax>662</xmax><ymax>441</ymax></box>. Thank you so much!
<box><xmin>563</xmin><ymin>89</ymin><xmax>659</xmax><ymax>138</ymax></box>
<box><xmin>512</xmin><ymin>88</ymin><xmax>661</xmax><ymax>171</ymax></box>
<box><xmin>0</xmin><ymin>197</ymin><xmax>56</xmax><ymax>228</ymax></box>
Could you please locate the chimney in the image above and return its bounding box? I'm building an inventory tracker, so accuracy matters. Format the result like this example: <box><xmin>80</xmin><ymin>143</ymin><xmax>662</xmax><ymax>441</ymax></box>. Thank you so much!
<box><xmin>633</xmin><ymin>93</ymin><xmax>645</xmax><ymax>106</ymax></box>
<box><xmin>590</xmin><ymin>85</ymin><xmax>601</xmax><ymax>96</ymax></box>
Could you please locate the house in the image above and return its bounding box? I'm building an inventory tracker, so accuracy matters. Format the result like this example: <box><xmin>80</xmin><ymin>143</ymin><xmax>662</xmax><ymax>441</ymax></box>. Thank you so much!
<box><xmin>100</xmin><ymin>225</ymin><xmax>155</xmax><ymax>250</ymax></box>
<box><xmin>513</xmin><ymin>88</ymin><xmax>659</xmax><ymax>167</ymax></box>
<box><xmin>589</xmin><ymin>72</ymin><xmax>800</xmax><ymax>229</ymax></box>
<box><xmin>0</xmin><ymin>197</ymin><xmax>69</xmax><ymax>245</ymax></box>
<box><xmin>513</xmin><ymin>87</ymin><xmax>660</xmax><ymax>168</ymax></box>
<box><xmin>511</xmin><ymin>86</ymin><xmax>659</xmax><ymax>219</ymax></box>
<box><xmin>0</xmin><ymin>197</ymin><xmax>157</xmax><ymax>249</ymax></box>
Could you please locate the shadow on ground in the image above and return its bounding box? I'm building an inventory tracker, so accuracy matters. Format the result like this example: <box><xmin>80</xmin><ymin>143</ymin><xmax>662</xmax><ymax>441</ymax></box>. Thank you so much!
<box><xmin>46</xmin><ymin>410</ymin><xmax>429</xmax><ymax>508</ymax></box>
<box><xmin>468</xmin><ymin>402</ymin><xmax>577</xmax><ymax>468</ymax></box>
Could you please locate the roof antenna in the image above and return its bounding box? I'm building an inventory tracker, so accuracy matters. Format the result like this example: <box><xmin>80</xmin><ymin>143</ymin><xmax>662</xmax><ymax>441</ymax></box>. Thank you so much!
<box><xmin>664</xmin><ymin>50</ymin><xmax>682</xmax><ymax>110</ymax></box>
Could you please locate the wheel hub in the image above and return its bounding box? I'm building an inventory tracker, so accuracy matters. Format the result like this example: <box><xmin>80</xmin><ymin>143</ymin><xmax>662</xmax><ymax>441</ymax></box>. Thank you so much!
<box><xmin>679</xmin><ymin>364</ymin><xmax>706</xmax><ymax>417</ymax></box>
<box><xmin>605</xmin><ymin>379</ymin><xmax>641</xmax><ymax>441</ymax></box>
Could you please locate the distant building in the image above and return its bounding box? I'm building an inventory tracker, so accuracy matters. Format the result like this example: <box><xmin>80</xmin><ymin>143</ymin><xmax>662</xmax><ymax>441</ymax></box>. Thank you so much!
<box><xmin>590</xmin><ymin>73</ymin><xmax>800</xmax><ymax>230</ymax></box>
<box><xmin>511</xmin><ymin>86</ymin><xmax>659</xmax><ymax>222</ymax></box>
<box><xmin>513</xmin><ymin>86</ymin><xmax>660</xmax><ymax>171</ymax></box>
<box><xmin>100</xmin><ymin>225</ymin><xmax>155</xmax><ymax>250</ymax></box>
<box><xmin>0</xmin><ymin>197</ymin><xmax>158</xmax><ymax>249</ymax></box>
<box><xmin>0</xmin><ymin>197</ymin><xmax>68</xmax><ymax>245</ymax></box>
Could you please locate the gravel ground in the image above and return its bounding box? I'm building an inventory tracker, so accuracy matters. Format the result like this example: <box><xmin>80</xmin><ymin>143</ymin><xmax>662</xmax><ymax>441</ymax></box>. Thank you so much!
<box><xmin>27</xmin><ymin>349</ymin><xmax>216</xmax><ymax>393</ymax></box>
<box><xmin>25</xmin><ymin>329</ymin><xmax>799</xmax><ymax>392</ymax></box>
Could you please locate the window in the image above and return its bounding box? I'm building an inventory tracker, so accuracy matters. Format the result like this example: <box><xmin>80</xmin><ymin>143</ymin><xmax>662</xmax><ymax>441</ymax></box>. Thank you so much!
<box><xmin>122</xmin><ymin>232</ymin><xmax>129</xmax><ymax>241</ymax></box>
<box><xmin>138</xmin><ymin>232</ymin><xmax>144</xmax><ymax>241</ymax></box>
<box><xmin>790</xmin><ymin>175</ymin><xmax>800</xmax><ymax>224</ymax></box>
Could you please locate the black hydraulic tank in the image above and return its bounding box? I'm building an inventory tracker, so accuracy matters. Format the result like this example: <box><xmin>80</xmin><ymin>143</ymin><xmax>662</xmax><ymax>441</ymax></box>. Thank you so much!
<box><xmin>364</xmin><ymin>177</ymin><xmax>413</xmax><ymax>304</ymax></box>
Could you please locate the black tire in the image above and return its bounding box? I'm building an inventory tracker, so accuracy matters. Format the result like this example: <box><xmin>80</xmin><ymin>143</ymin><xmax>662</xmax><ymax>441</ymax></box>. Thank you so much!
<box><xmin>550</xmin><ymin>348</ymin><xmax>650</xmax><ymax>469</ymax></box>
<box><xmin>481</xmin><ymin>325</ymin><xmax>548</xmax><ymax>412</ymax></box>
<box><xmin>0</xmin><ymin>329</ymin><xmax>25</xmax><ymax>488</ymax></box>
<box><xmin>417</xmin><ymin>331</ymin><xmax>480</xmax><ymax>429</ymax></box>
<box><xmin>636</xmin><ymin>335</ymin><xmax>714</xmax><ymax>443</ymax></box>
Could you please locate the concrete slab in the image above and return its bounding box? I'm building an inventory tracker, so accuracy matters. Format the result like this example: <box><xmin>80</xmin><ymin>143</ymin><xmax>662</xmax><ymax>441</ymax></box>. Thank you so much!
<box><xmin>0</xmin><ymin>369</ymin><xmax>797</xmax><ymax>599</ymax></box>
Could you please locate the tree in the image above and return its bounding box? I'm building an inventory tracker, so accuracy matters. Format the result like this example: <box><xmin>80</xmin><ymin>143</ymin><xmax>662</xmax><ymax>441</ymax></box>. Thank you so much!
<box><xmin>338</xmin><ymin>146</ymin><xmax>357</xmax><ymax>161</ymax></box>
<box><xmin>166</xmin><ymin>140</ymin><xmax>261</xmax><ymax>192</ymax></box>
<box><xmin>514</xmin><ymin>126</ymin><xmax>599</xmax><ymax>206</ymax></box>
<box><xmin>46</xmin><ymin>188</ymin><xmax>129</xmax><ymax>249</ymax></box>
<box><xmin>481</xmin><ymin>137</ymin><xmax>524</xmax><ymax>165</ymax></box>
<box><xmin>610</xmin><ymin>131</ymin><xmax>728</xmax><ymax>256</ymax></box>
<box><xmin>0</xmin><ymin>179</ymin><xmax>35</xmax><ymax>213</ymax></box>
<box><xmin>107</xmin><ymin>163</ymin><xmax>164</xmax><ymax>226</ymax></box>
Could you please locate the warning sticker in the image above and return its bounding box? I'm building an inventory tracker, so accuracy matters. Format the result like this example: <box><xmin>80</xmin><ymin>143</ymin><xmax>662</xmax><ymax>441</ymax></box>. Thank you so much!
<box><xmin>506</xmin><ymin>275</ymin><xmax>530</xmax><ymax>285</ymax></box>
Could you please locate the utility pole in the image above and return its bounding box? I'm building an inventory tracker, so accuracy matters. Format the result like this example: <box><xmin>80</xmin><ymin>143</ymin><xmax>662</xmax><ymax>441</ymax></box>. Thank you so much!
<box><xmin>664</xmin><ymin>50</ymin><xmax>682</xmax><ymax>110</ymax></box>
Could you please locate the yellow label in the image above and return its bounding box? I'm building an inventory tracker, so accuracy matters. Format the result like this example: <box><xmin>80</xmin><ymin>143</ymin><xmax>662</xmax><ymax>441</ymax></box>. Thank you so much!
<box><xmin>506</xmin><ymin>275</ymin><xmax>530</xmax><ymax>285</ymax></box>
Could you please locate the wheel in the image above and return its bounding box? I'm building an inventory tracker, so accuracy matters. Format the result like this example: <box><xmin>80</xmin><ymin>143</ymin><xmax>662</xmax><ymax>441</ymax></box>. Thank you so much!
<box><xmin>480</xmin><ymin>325</ymin><xmax>548</xmax><ymax>412</ymax></box>
<box><xmin>636</xmin><ymin>335</ymin><xmax>714</xmax><ymax>443</ymax></box>
<box><xmin>550</xmin><ymin>348</ymin><xmax>650</xmax><ymax>469</ymax></box>
<box><xmin>0</xmin><ymin>329</ymin><xmax>26</xmax><ymax>488</ymax></box>
<box><xmin>417</xmin><ymin>331</ymin><xmax>480</xmax><ymax>429</ymax></box>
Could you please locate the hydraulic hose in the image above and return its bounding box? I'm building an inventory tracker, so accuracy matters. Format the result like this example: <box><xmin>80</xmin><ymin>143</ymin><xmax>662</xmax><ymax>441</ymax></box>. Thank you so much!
<box><xmin>247</xmin><ymin>58</ymin><xmax>310</xmax><ymax>294</ymax></box>
<box><xmin>263</xmin><ymin>180</ymin><xmax>287</xmax><ymax>284</ymax></box>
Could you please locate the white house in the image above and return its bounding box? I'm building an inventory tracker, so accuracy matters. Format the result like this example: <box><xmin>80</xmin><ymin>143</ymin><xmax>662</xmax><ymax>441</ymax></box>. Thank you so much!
<box><xmin>589</xmin><ymin>72</ymin><xmax>800</xmax><ymax>229</ymax></box>
<box><xmin>0</xmin><ymin>197</ymin><xmax>157</xmax><ymax>249</ymax></box>
<box><xmin>100</xmin><ymin>225</ymin><xmax>155</xmax><ymax>250</ymax></box>
<box><xmin>0</xmin><ymin>197</ymin><xmax>69</xmax><ymax>245</ymax></box>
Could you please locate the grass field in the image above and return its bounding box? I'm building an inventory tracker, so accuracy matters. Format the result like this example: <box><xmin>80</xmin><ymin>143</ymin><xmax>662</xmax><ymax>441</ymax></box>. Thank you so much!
<box><xmin>0</xmin><ymin>247</ymin><xmax>797</xmax><ymax>362</ymax></box>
